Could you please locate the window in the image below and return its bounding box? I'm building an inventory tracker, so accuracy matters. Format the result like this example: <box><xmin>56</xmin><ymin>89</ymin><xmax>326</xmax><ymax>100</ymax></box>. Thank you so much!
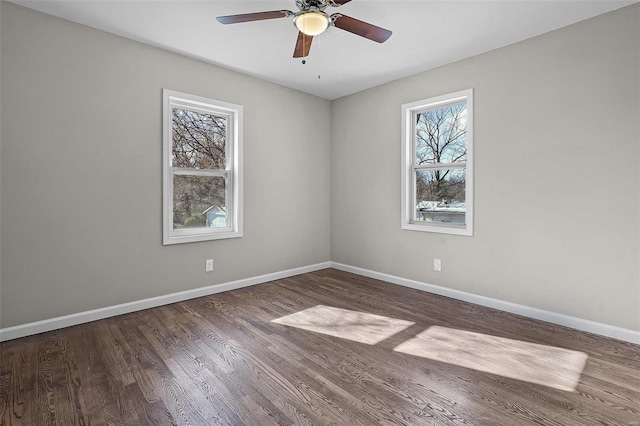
<box><xmin>401</xmin><ymin>89</ymin><xmax>473</xmax><ymax>236</ymax></box>
<box><xmin>163</xmin><ymin>90</ymin><xmax>243</xmax><ymax>244</ymax></box>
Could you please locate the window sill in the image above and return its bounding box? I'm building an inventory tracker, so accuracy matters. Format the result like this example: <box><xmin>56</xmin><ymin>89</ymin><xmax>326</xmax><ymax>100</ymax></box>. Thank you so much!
<box><xmin>401</xmin><ymin>222</ymin><xmax>473</xmax><ymax>236</ymax></box>
<box><xmin>163</xmin><ymin>229</ymin><xmax>243</xmax><ymax>245</ymax></box>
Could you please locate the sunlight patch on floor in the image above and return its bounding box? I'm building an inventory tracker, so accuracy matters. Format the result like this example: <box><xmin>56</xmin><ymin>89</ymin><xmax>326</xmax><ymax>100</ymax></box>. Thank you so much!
<box><xmin>272</xmin><ymin>305</ymin><xmax>415</xmax><ymax>345</ymax></box>
<box><xmin>393</xmin><ymin>326</ymin><xmax>588</xmax><ymax>391</ymax></box>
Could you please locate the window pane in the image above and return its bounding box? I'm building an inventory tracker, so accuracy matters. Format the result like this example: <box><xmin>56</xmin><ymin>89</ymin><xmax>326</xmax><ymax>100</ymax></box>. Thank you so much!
<box><xmin>415</xmin><ymin>103</ymin><xmax>467</xmax><ymax>165</ymax></box>
<box><xmin>415</xmin><ymin>168</ymin><xmax>466</xmax><ymax>224</ymax></box>
<box><xmin>172</xmin><ymin>108</ymin><xmax>226</xmax><ymax>169</ymax></box>
<box><xmin>173</xmin><ymin>175</ymin><xmax>227</xmax><ymax>229</ymax></box>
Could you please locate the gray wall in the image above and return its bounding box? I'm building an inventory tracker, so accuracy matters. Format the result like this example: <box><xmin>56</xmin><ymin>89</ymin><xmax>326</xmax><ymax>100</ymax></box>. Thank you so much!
<box><xmin>2</xmin><ymin>2</ymin><xmax>639</xmax><ymax>334</ymax></box>
<box><xmin>331</xmin><ymin>4</ymin><xmax>640</xmax><ymax>331</ymax></box>
<box><xmin>0</xmin><ymin>2</ymin><xmax>331</xmax><ymax>328</ymax></box>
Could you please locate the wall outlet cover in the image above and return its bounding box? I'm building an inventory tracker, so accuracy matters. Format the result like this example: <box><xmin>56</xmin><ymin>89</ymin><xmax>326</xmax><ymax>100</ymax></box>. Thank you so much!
<box><xmin>433</xmin><ymin>258</ymin><xmax>442</xmax><ymax>272</ymax></box>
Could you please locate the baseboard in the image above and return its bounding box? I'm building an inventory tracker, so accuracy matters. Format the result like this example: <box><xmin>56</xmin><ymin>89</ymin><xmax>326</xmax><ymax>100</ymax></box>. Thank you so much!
<box><xmin>0</xmin><ymin>261</ymin><xmax>331</xmax><ymax>342</ymax></box>
<box><xmin>4</xmin><ymin>261</ymin><xmax>638</xmax><ymax>345</ymax></box>
<box><xmin>331</xmin><ymin>262</ymin><xmax>640</xmax><ymax>345</ymax></box>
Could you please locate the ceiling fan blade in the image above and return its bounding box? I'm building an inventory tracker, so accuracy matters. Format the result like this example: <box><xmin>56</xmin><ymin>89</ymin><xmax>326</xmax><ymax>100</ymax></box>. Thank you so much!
<box><xmin>293</xmin><ymin>31</ymin><xmax>313</xmax><ymax>58</ymax></box>
<box><xmin>328</xmin><ymin>0</ymin><xmax>352</xmax><ymax>6</ymax></box>
<box><xmin>216</xmin><ymin>10</ymin><xmax>292</xmax><ymax>25</ymax></box>
<box><xmin>331</xmin><ymin>14</ymin><xmax>392</xmax><ymax>43</ymax></box>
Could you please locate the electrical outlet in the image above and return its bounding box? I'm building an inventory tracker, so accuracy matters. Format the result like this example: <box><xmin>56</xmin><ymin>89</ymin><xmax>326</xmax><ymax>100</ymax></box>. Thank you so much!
<box><xmin>205</xmin><ymin>259</ymin><xmax>214</xmax><ymax>272</ymax></box>
<box><xmin>433</xmin><ymin>258</ymin><xmax>442</xmax><ymax>272</ymax></box>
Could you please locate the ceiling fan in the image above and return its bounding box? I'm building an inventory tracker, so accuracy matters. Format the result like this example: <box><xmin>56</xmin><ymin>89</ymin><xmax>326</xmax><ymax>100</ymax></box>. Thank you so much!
<box><xmin>216</xmin><ymin>0</ymin><xmax>392</xmax><ymax>58</ymax></box>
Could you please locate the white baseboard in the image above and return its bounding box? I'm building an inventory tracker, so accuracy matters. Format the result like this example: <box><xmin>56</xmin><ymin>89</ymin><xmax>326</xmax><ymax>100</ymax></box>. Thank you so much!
<box><xmin>3</xmin><ymin>261</ymin><xmax>638</xmax><ymax>345</ymax></box>
<box><xmin>0</xmin><ymin>262</ymin><xmax>331</xmax><ymax>342</ymax></box>
<box><xmin>331</xmin><ymin>262</ymin><xmax>640</xmax><ymax>345</ymax></box>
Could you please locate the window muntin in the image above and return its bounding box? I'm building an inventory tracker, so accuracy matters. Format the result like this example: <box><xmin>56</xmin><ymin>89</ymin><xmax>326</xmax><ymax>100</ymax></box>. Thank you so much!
<box><xmin>163</xmin><ymin>90</ymin><xmax>242</xmax><ymax>244</ymax></box>
<box><xmin>402</xmin><ymin>89</ymin><xmax>473</xmax><ymax>236</ymax></box>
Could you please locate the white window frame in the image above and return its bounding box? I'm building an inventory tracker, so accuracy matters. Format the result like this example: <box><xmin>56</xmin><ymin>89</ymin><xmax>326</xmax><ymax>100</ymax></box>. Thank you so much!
<box><xmin>163</xmin><ymin>89</ymin><xmax>243</xmax><ymax>245</ymax></box>
<box><xmin>401</xmin><ymin>89</ymin><xmax>473</xmax><ymax>236</ymax></box>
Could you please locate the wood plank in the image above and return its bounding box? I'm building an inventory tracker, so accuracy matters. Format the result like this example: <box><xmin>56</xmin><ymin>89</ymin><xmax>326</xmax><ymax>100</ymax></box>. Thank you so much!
<box><xmin>1</xmin><ymin>268</ymin><xmax>639</xmax><ymax>425</ymax></box>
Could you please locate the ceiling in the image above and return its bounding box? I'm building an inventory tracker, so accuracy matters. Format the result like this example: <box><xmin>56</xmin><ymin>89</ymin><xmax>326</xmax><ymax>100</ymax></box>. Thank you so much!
<box><xmin>10</xmin><ymin>0</ymin><xmax>636</xmax><ymax>100</ymax></box>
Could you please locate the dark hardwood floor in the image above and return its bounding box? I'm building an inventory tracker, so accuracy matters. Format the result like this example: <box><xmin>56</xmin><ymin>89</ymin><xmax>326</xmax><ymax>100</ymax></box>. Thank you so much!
<box><xmin>1</xmin><ymin>268</ymin><xmax>639</xmax><ymax>425</ymax></box>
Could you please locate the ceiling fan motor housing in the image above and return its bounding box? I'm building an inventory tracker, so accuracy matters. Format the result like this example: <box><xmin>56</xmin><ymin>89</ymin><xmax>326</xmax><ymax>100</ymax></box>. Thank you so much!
<box><xmin>296</xmin><ymin>0</ymin><xmax>331</xmax><ymax>12</ymax></box>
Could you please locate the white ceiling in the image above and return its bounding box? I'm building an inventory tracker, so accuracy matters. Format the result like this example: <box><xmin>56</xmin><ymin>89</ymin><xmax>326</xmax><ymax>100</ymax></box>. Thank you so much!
<box><xmin>10</xmin><ymin>0</ymin><xmax>636</xmax><ymax>99</ymax></box>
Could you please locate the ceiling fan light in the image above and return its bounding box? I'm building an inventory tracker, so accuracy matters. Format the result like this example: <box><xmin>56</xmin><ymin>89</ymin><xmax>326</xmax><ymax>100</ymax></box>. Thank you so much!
<box><xmin>294</xmin><ymin>11</ymin><xmax>329</xmax><ymax>36</ymax></box>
